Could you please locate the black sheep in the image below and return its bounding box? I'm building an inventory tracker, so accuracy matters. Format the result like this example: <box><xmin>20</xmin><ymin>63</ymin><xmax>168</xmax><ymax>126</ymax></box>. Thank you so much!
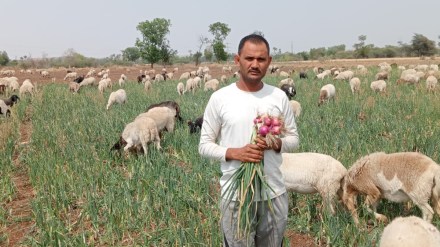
<box><xmin>187</xmin><ymin>116</ymin><xmax>203</xmax><ymax>134</ymax></box>
<box><xmin>280</xmin><ymin>84</ymin><xmax>296</xmax><ymax>100</ymax></box>
<box><xmin>2</xmin><ymin>94</ymin><xmax>20</xmax><ymax>107</ymax></box>
<box><xmin>73</xmin><ymin>75</ymin><xmax>85</xmax><ymax>84</ymax></box>
<box><xmin>299</xmin><ymin>72</ymin><xmax>308</xmax><ymax>79</ymax></box>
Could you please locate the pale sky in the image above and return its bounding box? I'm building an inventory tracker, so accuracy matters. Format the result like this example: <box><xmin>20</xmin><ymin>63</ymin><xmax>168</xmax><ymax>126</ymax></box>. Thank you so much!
<box><xmin>1</xmin><ymin>0</ymin><xmax>439</xmax><ymax>59</ymax></box>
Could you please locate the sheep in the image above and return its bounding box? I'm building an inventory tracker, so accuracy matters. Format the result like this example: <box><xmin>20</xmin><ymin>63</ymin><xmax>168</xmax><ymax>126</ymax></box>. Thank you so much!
<box><xmin>280</xmin><ymin>84</ymin><xmax>296</xmax><ymax>100</ymax></box>
<box><xmin>379</xmin><ymin>216</ymin><xmax>440</xmax><ymax>247</ymax></box>
<box><xmin>334</xmin><ymin>70</ymin><xmax>354</xmax><ymax>81</ymax></box>
<box><xmin>289</xmin><ymin>100</ymin><xmax>301</xmax><ymax>118</ymax></box>
<box><xmin>179</xmin><ymin>72</ymin><xmax>191</xmax><ymax>80</ymax></box>
<box><xmin>203</xmin><ymin>73</ymin><xmax>212</xmax><ymax>83</ymax></box>
<box><xmin>318</xmin><ymin>84</ymin><xmax>336</xmax><ymax>106</ymax></box>
<box><xmin>1</xmin><ymin>94</ymin><xmax>20</xmax><ymax>107</ymax></box>
<box><xmin>106</xmin><ymin>89</ymin><xmax>127</xmax><ymax>110</ymax></box>
<box><xmin>64</xmin><ymin>72</ymin><xmax>77</xmax><ymax>81</ymax></box>
<box><xmin>154</xmin><ymin>74</ymin><xmax>164</xmax><ymax>83</ymax></box>
<box><xmin>19</xmin><ymin>79</ymin><xmax>35</xmax><ymax>96</ymax></box>
<box><xmin>187</xmin><ymin>115</ymin><xmax>203</xmax><ymax>134</ymax></box>
<box><xmin>79</xmin><ymin>77</ymin><xmax>96</xmax><ymax>87</ymax></box>
<box><xmin>40</xmin><ymin>70</ymin><xmax>50</xmax><ymax>78</ymax></box>
<box><xmin>280</xmin><ymin>153</ymin><xmax>347</xmax><ymax>215</ymax></box>
<box><xmin>110</xmin><ymin>116</ymin><xmax>161</xmax><ymax>156</ymax></box>
<box><xmin>426</xmin><ymin>75</ymin><xmax>438</xmax><ymax>92</ymax></box>
<box><xmin>136</xmin><ymin>106</ymin><xmax>176</xmax><ymax>135</ymax></box>
<box><xmin>69</xmin><ymin>82</ymin><xmax>80</xmax><ymax>93</ymax></box>
<box><xmin>342</xmin><ymin>152</ymin><xmax>440</xmax><ymax>225</ymax></box>
<box><xmin>98</xmin><ymin>78</ymin><xmax>111</xmax><ymax>93</ymax></box>
<box><xmin>397</xmin><ymin>73</ymin><xmax>420</xmax><ymax>84</ymax></box>
<box><xmin>73</xmin><ymin>75</ymin><xmax>85</xmax><ymax>84</ymax></box>
<box><xmin>375</xmin><ymin>71</ymin><xmax>389</xmax><ymax>80</ymax></box>
<box><xmin>370</xmin><ymin>80</ymin><xmax>387</xmax><ymax>92</ymax></box>
<box><xmin>193</xmin><ymin>76</ymin><xmax>202</xmax><ymax>88</ymax></box>
<box><xmin>119</xmin><ymin>74</ymin><xmax>127</xmax><ymax>86</ymax></box>
<box><xmin>349</xmin><ymin>77</ymin><xmax>361</xmax><ymax>94</ymax></box>
<box><xmin>299</xmin><ymin>71</ymin><xmax>308</xmax><ymax>79</ymax></box>
<box><xmin>185</xmin><ymin>78</ymin><xmax>196</xmax><ymax>94</ymax></box>
<box><xmin>177</xmin><ymin>82</ymin><xmax>185</xmax><ymax>95</ymax></box>
<box><xmin>144</xmin><ymin>80</ymin><xmax>152</xmax><ymax>92</ymax></box>
<box><xmin>0</xmin><ymin>100</ymin><xmax>11</xmax><ymax>117</ymax></box>
<box><xmin>204</xmin><ymin>79</ymin><xmax>220</xmax><ymax>91</ymax></box>
<box><xmin>166</xmin><ymin>72</ymin><xmax>174</xmax><ymax>80</ymax></box>
<box><xmin>220</xmin><ymin>75</ymin><xmax>227</xmax><ymax>84</ymax></box>
<box><xmin>278</xmin><ymin>78</ymin><xmax>294</xmax><ymax>87</ymax></box>
<box><xmin>277</xmin><ymin>71</ymin><xmax>289</xmax><ymax>78</ymax></box>
<box><xmin>145</xmin><ymin>100</ymin><xmax>182</xmax><ymax>122</ymax></box>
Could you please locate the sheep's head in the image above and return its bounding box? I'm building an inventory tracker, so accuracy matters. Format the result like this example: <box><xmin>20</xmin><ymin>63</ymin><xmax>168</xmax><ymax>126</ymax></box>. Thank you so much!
<box><xmin>280</xmin><ymin>84</ymin><xmax>296</xmax><ymax>100</ymax></box>
<box><xmin>10</xmin><ymin>95</ymin><xmax>20</xmax><ymax>105</ymax></box>
<box><xmin>318</xmin><ymin>90</ymin><xmax>328</xmax><ymax>106</ymax></box>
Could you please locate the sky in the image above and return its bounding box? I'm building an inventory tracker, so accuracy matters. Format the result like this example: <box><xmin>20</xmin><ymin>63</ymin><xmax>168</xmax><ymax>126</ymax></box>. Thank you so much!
<box><xmin>1</xmin><ymin>0</ymin><xmax>439</xmax><ymax>59</ymax></box>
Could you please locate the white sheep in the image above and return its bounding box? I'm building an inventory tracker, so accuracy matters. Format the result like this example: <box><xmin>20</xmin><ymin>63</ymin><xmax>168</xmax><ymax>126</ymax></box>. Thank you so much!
<box><xmin>98</xmin><ymin>78</ymin><xmax>112</xmax><ymax>93</ymax></box>
<box><xmin>220</xmin><ymin>75</ymin><xmax>227</xmax><ymax>84</ymax></box>
<box><xmin>426</xmin><ymin>75</ymin><xmax>438</xmax><ymax>92</ymax></box>
<box><xmin>193</xmin><ymin>76</ymin><xmax>202</xmax><ymax>88</ymax></box>
<box><xmin>19</xmin><ymin>79</ymin><xmax>35</xmax><ymax>96</ymax></box>
<box><xmin>334</xmin><ymin>70</ymin><xmax>354</xmax><ymax>81</ymax></box>
<box><xmin>179</xmin><ymin>72</ymin><xmax>190</xmax><ymax>80</ymax></box>
<box><xmin>135</xmin><ymin>106</ymin><xmax>176</xmax><ymax>134</ymax></box>
<box><xmin>106</xmin><ymin>89</ymin><xmax>127</xmax><ymax>110</ymax></box>
<box><xmin>144</xmin><ymin>80</ymin><xmax>152</xmax><ymax>92</ymax></box>
<box><xmin>204</xmin><ymin>79</ymin><xmax>219</xmax><ymax>91</ymax></box>
<box><xmin>318</xmin><ymin>83</ymin><xmax>336</xmax><ymax>106</ymax></box>
<box><xmin>69</xmin><ymin>82</ymin><xmax>80</xmax><ymax>93</ymax></box>
<box><xmin>118</xmin><ymin>116</ymin><xmax>161</xmax><ymax>155</ymax></box>
<box><xmin>289</xmin><ymin>100</ymin><xmax>301</xmax><ymax>118</ymax></box>
<box><xmin>278</xmin><ymin>78</ymin><xmax>295</xmax><ymax>87</ymax></box>
<box><xmin>280</xmin><ymin>152</ymin><xmax>347</xmax><ymax>214</ymax></box>
<box><xmin>203</xmin><ymin>73</ymin><xmax>212</xmax><ymax>83</ymax></box>
<box><xmin>379</xmin><ymin>216</ymin><xmax>440</xmax><ymax>247</ymax></box>
<box><xmin>177</xmin><ymin>82</ymin><xmax>185</xmax><ymax>95</ymax></box>
<box><xmin>0</xmin><ymin>100</ymin><xmax>11</xmax><ymax>117</ymax></box>
<box><xmin>279</xmin><ymin>71</ymin><xmax>290</xmax><ymax>78</ymax></box>
<box><xmin>342</xmin><ymin>152</ymin><xmax>440</xmax><ymax>225</ymax></box>
<box><xmin>375</xmin><ymin>71</ymin><xmax>389</xmax><ymax>80</ymax></box>
<box><xmin>154</xmin><ymin>74</ymin><xmax>164</xmax><ymax>83</ymax></box>
<box><xmin>349</xmin><ymin>77</ymin><xmax>361</xmax><ymax>94</ymax></box>
<box><xmin>64</xmin><ymin>72</ymin><xmax>77</xmax><ymax>81</ymax></box>
<box><xmin>79</xmin><ymin>77</ymin><xmax>96</xmax><ymax>87</ymax></box>
<box><xmin>397</xmin><ymin>73</ymin><xmax>420</xmax><ymax>84</ymax></box>
<box><xmin>370</xmin><ymin>80</ymin><xmax>387</xmax><ymax>92</ymax></box>
<box><xmin>119</xmin><ymin>74</ymin><xmax>127</xmax><ymax>87</ymax></box>
<box><xmin>185</xmin><ymin>78</ymin><xmax>196</xmax><ymax>94</ymax></box>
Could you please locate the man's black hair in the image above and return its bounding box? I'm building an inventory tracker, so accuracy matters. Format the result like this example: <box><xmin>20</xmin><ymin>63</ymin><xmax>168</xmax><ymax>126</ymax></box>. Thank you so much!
<box><xmin>238</xmin><ymin>34</ymin><xmax>270</xmax><ymax>55</ymax></box>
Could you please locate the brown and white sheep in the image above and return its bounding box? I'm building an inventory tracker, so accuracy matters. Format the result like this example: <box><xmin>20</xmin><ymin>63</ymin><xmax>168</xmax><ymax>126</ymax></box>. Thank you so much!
<box><xmin>342</xmin><ymin>152</ymin><xmax>440</xmax><ymax>225</ymax></box>
<box><xmin>318</xmin><ymin>84</ymin><xmax>336</xmax><ymax>106</ymax></box>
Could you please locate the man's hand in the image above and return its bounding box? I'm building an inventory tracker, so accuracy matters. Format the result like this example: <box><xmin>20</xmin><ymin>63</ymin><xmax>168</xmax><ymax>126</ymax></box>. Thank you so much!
<box><xmin>226</xmin><ymin>144</ymin><xmax>264</xmax><ymax>163</ymax></box>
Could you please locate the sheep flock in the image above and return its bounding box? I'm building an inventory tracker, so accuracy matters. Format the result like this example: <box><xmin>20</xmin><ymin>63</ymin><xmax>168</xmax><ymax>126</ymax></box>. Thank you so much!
<box><xmin>1</xmin><ymin>59</ymin><xmax>440</xmax><ymax>245</ymax></box>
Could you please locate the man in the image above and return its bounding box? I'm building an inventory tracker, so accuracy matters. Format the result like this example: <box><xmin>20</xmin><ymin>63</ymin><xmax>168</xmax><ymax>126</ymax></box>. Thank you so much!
<box><xmin>199</xmin><ymin>34</ymin><xmax>299</xmax><ymax>246</ymax></box>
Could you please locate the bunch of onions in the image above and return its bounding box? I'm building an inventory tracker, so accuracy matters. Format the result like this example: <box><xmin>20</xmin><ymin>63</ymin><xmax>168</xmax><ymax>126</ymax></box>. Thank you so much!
<box><xmin>222</xmin><ymin>114</ymin><xmax>284</xmax><ymax>240</ymax></box>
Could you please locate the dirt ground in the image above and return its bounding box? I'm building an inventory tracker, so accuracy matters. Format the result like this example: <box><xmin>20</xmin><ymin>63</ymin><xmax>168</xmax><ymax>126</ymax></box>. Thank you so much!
<box><xmin>5</xmin><ymin>57</ymin><xmax>439</xmax><ymax>86</ymax></box>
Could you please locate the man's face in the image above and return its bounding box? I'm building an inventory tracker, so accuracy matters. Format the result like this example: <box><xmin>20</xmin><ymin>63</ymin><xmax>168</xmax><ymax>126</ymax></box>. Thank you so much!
<box><xmin>234</xmin><ymin>42</ymin><xmax>272</xmax><ymax>84</ymax></box>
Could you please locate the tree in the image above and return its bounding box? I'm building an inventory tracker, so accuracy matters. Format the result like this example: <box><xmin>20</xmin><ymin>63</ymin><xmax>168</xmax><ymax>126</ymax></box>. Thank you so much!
<box><xmin>411</xmin><ymin>33</ymin><xmax>436</xmax><ymax>57</ymax></box>
<box><xmin>0</xmin><ymin>51</ymin><xmax>10</xmax><ymax>66</ymax></box>
<box><xmin>136</xmin><ymin>18</ymin><xmax>175</xmax><ymax>68</ymax></box>
<box><xmin>208</xmin><ymin>22</ymin><xmax>231</xmax><ymax>62</ymax></box>
<box><xmin>122</xmin><ymin>47</ymin><xmax>141</xmax><ymax>62</ymax></box>
<box><xmin>353</xmin><ymin>35</ymin><xmax>372</xmax><ymax>58</ymax></box>
<box><xmin>204</xmin><ymin>46</ymin><xmax>213</xmax><ymax>62</ymax></box>
<box><xmin>194</xmin><ymin>35</ymin><xmax>209</xmax><ymax>66</ymax></box>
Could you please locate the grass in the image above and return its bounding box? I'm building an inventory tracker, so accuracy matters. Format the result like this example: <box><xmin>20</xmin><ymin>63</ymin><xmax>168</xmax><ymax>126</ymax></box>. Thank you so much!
<box><xmin>1</xmin><ymin>66</ymin><xmax>439</xmax><ymax>246</ymax></box>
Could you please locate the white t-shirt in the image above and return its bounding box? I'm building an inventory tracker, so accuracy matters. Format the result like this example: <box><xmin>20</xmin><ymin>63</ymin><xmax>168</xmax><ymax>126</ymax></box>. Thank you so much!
<box><xmin>199</xmin><ymin>82</ymin><xmax>299</xmax><ymax>200</ymax></box>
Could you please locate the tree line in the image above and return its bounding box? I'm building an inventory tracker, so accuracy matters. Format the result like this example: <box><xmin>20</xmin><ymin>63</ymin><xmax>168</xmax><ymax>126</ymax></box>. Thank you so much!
<box><xmin>1</xmin><ymin>18</ymin><xmax>439</xmax><ymax>68</ymax></box>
